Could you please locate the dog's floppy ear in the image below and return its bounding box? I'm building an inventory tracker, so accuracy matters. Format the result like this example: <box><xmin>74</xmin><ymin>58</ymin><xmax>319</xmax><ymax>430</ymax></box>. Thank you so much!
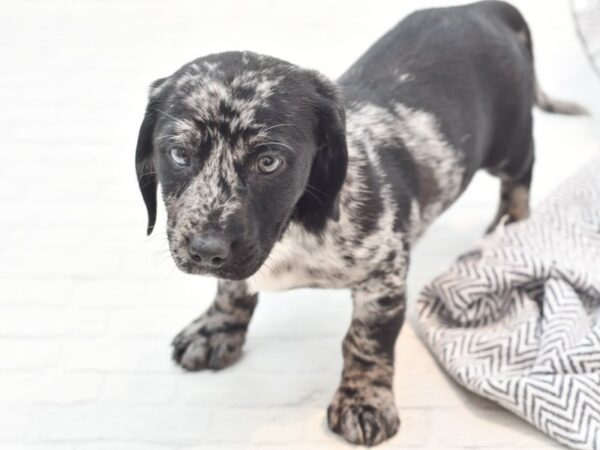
<box><xmin>295</xmin><ymin>73</ymin><xmax>348</xmax><ymax>233</ymax></box>
<box><xmin>135</xmin><ymin>78</ymin><xmax>167</xmax><ymax>236</ymax></box>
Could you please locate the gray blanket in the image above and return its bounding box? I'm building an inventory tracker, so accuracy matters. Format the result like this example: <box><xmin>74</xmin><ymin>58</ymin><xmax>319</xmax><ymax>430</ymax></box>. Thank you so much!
<box><xmin>418</xmin><ymin>157</ymin><xmax>600</xmax><ymax>449</ymax></box>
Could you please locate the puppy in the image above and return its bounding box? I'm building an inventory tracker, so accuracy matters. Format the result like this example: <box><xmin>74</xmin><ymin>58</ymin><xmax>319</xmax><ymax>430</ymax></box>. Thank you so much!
<box><xmin>135</xmin><ymin>1</ymin><xmax>585</xmax><ymax>445</ymax></box>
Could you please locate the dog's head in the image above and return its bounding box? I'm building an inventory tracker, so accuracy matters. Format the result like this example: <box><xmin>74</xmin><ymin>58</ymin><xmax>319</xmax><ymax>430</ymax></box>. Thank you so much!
<box><xmin>135</xmin><ymin>52</ymin><xmax>348</xmax><ymax>280</ymax></box>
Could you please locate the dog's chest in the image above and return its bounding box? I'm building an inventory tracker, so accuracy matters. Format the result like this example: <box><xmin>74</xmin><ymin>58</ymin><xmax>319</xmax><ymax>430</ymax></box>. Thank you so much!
<box><xmin>246</xmin><ymin>213</ymin><xmax>404</xmax><ymax>292</ymax></box>
<box><xmin>246</xmin><ymin>227</ymin><xmax>364</xmax><ymax>292</ymax></box>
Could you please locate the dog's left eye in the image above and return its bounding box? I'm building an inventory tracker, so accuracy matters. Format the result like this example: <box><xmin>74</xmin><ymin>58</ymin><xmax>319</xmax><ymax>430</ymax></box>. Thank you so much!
<box><xmin>170</xmin><ymin>148</ymin><xmax>190</xmax><ymax>167</ymax></box>
<box><xmin>256</xmin><ymin>154</ymin><xmax>282</xmax><ymax>174</ymax></box>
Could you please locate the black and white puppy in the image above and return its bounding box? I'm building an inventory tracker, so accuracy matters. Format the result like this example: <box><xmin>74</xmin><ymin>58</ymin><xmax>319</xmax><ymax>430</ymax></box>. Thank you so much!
<box><xmin>135</xmin><ymin>1</ymin><xmax>585</xmax><ymax>446</ymax></box>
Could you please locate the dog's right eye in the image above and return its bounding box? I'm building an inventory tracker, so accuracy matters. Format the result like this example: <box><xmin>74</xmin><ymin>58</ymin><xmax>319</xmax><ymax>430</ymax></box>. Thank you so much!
<box><xmin>170</xmin><ymin>148</ymin><xmax>190</xmax><ymax>167</ymax></box>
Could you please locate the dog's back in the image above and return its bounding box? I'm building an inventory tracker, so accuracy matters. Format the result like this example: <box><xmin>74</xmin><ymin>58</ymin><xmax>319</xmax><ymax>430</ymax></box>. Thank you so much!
<box><xmin>340</xmin><ymin>1</ymin><xmax>537</xmax><ymax>189</ymax></box>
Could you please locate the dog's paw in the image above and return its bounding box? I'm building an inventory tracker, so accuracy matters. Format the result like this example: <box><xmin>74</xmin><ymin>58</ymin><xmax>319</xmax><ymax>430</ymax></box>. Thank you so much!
<box><xmin>171</xmin><ymin>314</ymin><xmax>247</xmax><ymax>371</ymax></box>
<box><xmin>327</xmin><ymin>384</ymin><xmax>400</xmax><ymax>446</ymax></box>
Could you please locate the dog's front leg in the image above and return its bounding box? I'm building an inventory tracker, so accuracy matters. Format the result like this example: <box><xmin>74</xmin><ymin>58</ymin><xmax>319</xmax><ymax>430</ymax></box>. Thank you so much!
<box><xmin>328</xmin><ymin>265</ymin><xmax>407</xmax><ymax>446</ymax></box>
<box><xmin>172</xmin><ymin>280</ymin><xmax>258</xmax><ymax>371</ymax></box>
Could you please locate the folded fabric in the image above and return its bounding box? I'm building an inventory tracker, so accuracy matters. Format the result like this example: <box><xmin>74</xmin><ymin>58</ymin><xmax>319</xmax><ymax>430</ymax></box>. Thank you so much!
<box><xmin>572</xmin><ymin>0</ymin><xmax>600</xmax><ymax>78</ymax></box>
<box><xmin>418</xmin><ymin>157</ymin><xmax>600</xmax><ymax>450</ymax></box>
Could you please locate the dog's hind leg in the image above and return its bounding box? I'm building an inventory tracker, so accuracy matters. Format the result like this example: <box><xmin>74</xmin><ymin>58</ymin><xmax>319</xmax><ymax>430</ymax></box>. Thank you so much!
<box><xmin>171</xmin><ymin>280</ymin><xmax>258</xmax><ymax>371</ymax></box>
<box><xmin>486</xmin><ymin>146</ymin><xmax>534</xmax><ymax>234</ymax></box>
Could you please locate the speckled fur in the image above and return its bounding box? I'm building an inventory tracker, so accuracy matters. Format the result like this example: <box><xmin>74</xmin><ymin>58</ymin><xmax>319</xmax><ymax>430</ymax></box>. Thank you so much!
<box><xmin>157</xmin><ymin>55</ymin><xmax>290</xmax><ymax>275</ymax></box>
<box><xmin>135</xmin><ymin>2</ymin><xmax>583</xmax><ymax>446</ymax></box>
<box><xmin>172</xmin><ymin>280</ymin><xmax>257</xmax><ymax>370</ymax></box>
<box><xmin>243</xmin><ymin>100</ymin><xmax>464</xmax><ymax>445</ymax></box>
<box><xmin>247</xmin><ymin>101</ymin><xmax>463</xmax><ymax>292</ymax></box>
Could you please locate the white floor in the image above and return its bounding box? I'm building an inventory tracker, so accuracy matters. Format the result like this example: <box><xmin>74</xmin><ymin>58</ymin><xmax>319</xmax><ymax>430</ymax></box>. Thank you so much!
<box><xmin>1</xmin><ymin>0</ymin><xmax>599</xmax><ymax>449</ymax></box>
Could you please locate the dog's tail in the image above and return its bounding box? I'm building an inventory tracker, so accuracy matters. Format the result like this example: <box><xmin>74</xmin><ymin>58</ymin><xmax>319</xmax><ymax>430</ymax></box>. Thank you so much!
<box><xmin>534</xmin><ymin>81</ymin><xmax>589</xmax><ymax>116</ymax></box>
<box><xmin>491</xmin><ymin>0</ymin><xmax>589</xmax><ymax>116</ymax></box>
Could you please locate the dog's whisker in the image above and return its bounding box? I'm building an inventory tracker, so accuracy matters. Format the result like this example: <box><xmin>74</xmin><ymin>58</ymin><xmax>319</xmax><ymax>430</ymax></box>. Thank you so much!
<box><xmin>305</xmin><ymin>183</ymin><xmax>329</xmax><ymax>197</ymax></box>
<box><xmin>261</xmin><ymin>261</ymin><xmax>276</xmax><ymax>277</ymax></box>
<box><xmin>254</xmin><ymin>141</ymin><xmax>297</xmax><ymax>154</ymax></box>
<box><xmin>155</xmin><ymin>133</ymin><xmax>182</xmax><ymax>144</ymax></box>
<box><xmin>303</xmin><ymin>187</ymin><xmax>325</xmax><ymax>206</ymax></box>
<box><xmin>155</xmin><ymin>108</ymin><xmax>180</xmax><ymax>122</ymax></box>
<box><xmin>260</xmin><ymin>123</ymin><xmax>296</xmax><ymax>134</ymax></box>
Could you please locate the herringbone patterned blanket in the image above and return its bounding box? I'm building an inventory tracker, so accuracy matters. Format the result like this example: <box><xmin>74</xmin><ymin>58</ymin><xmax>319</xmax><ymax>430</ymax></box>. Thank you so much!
<box><xmin>418</xmin><ymin>157</ymin><xmax>600</xmax><ymax>449</ymax></box>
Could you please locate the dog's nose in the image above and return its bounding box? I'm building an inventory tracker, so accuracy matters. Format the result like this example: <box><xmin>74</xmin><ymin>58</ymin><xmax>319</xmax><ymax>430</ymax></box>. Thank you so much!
<box><xmin>188</xmin><ymin>234</ymin><xmax>232</xmax><ymax>268</ymax></box>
